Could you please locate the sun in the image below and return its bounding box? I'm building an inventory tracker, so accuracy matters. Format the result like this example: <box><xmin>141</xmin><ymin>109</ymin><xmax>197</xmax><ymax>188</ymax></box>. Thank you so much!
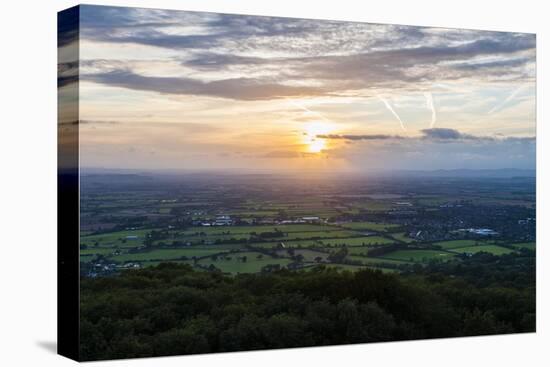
<box><xmin>303</xmin><ymin>121</ymin><xmax>333</xmax><ymax>153</ymax></box>
<box><xmin>308</xmin><ymin>138</ymin><xmax>326</xmax><ymax>153</ymax></box>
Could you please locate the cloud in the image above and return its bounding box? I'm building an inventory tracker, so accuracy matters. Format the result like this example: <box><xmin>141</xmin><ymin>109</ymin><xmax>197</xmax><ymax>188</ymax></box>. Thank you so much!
<box><xmin>185</xmin><ymin>53</ymin><xmax>266</xmax><ymax>70</ymax></box>
<box><xmin>420</xmin><ymin>128</ymin><xmax>497</xmax><ymax>141</ymax></box>
<box><xmin>83</xmin><ymin>70</ymin><xmax>327</xmax><ymax>100</ymax></box>
<box><xmin>58</xmin><ymin>74</ymin><xmax>78</xmax><ymax>88</ymax></box>
<box><xmin>317</xmin><ymin>134</ymin><xmax>402</xmax><ymax>140</ymax></box>
<box><xmin>80</xmin><ymin>6</ymin><xmax>535</xmax><ymax>61</ymax></box>
<box><xmin>287</xmin><ymin>99</ymin><xmax>331</xmax><ymax>122</ymax></box>
<box><xmin>261</xmin><ymin>151</ymin><xmax>319</xmax><ymax>159</ymax></box>
<box><xmin>177</xmin><ymin>38</ymin><xmax>535</xmax><ymax>94</ymax></box>
<box><xmin>319</xmin><ymin>129</ymin><xmax>535</xmax><ymax>144</ymax></box>
<box><xmin>272</xmin><ymin>36</ymin><xmax>536</xmax><ymax>90</ymax></box>
<box><xmin>452</xmin><ymin>57</ymin><xmax>530</xmax><ymax>71</ymax></box>
<box><xmin>501</xmin><ymin>136</ymin><xmax>536</xmax><ymax>143</ymax></box>
<box><xmin>58</xmin><ymin>61</ymin><xmax>79</xmax><ymax>88</ymax></box>
<box><xmin>378</xmin><ymin>96</ymin><xmax>406</xmax><ymax>131</ymax></box>
<box><xmin>78</xmin><ymin>120</ymin><xmax>226</xmax><ymax>136</ymax></box>
<box><xmin>488</xmin><ymin>83</ymin><xmax>530</xmax><ymax>114</ymax></box>
<box><xmin>73</xmin><ymin>6</ymin><xmax>536</xmax><ymax>172</ymax></box>
<box><xmin>58</xmin><ymin>6</ymin><xmax>79</xmax><ymax>47</ymax></box>
<box><xmin>262</xmin><ymin>151</ymin><xmax>301</xmax><ymax>158</ymax></box>
<box><xmin>79</xmin><ymin>5</ymin><xmax>322</xmax><ymax>51</ymax></box>
<box><xmin>58</xmin><ymin>120</ymin><xmax>79</xmax><ymax>126</ymax></box>
<box><xmin>79</xmin><ymin>119</ymin><xmax>119</xmax><ymax>125</ymax></box>
<box><xmin>424</xmin><ymin>92</ymin><xmax>436</xmax><ymax>128</ymax></box>
<box><xmin>321</xmin><ymin>129</ymin><xmax>535</xmax><ymax>171</ymax></box>
<box><xmin>420</xmin><ymin>128</ymin><xmax>535</xmax><ymax>143</ymax></box>
<box><xmin>78</xmin><ymin>6</ymin><xmax>536</xmax><ymax>97</ymax></box>
<box><xmin>420</xmin><ymin>128</ymin><xmax>466</xmax><ymax>140</ymax></box>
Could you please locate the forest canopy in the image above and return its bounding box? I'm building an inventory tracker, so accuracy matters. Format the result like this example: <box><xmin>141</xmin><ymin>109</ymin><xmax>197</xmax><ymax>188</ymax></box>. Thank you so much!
<box><xmin>80</xmin><ymin>251</ymin><xmax>535</xmax><ymax>361</ymax></box>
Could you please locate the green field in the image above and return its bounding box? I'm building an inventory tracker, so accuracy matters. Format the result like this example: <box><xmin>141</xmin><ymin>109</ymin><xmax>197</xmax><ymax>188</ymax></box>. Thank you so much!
<box><xmin>276</xmin><ymin>249</ymin><xmax>329</xmax><ymax>262</ymax></box>
<box><xmin>230</xmin><ymin>210</ymin><xmax>279</xmax><ymax>217</ymax></box>
<box><xmin>80</xmin><ymin>229</ymin><xmax>153</xmax><ymax>247</ymax></box>
<box><xmin>343</xmin><ymin>247</ymin><xmax>370</xmax><ymax>256</ymax></box>
<box><xmin>415</xmin><ymin>197</ymin><xmax>452</xmax><ymax>206</ymax></box>
<box><xmin>284</xmin><ymin>230</ymin><xmax>359</xmax><ymax>240</ymax></box>
<box><xmin>390</xmin><ymin>232</ymin><xmax>416</xmax><ymax>243</ymax></box>
<box><xmin>110</xmin><ymin>248</ymin><xmax>229</xmax><ymax>263</ymax></box>
<box><xmin>354</xmin><ymin>201</ymin><xmax>394</xmax><ymax>211</ymax></box>
<box><xmin>379</xmin><ymin>250</ymin><xmax>456</xmax><ymax>263</ymax></box>
<box><xmin>80</xmin><ymin>247</ymin><xmax>119</xmax><ymax>256</ymax></box>
<box><xmin>162</xmin><ymin>226</ymin><xmax>354</xmax><ymax>245</ymax></box>
<box><xmin>249</xmin><ymin>236</ymin><xmax>394</xmax><ymax>249</ymax></box>
<box><xmin>339</xmin><ymin>222</ymin><xmax>401</xmax><ymax>232</ymax></box>
<box><xmin>433</xmin><ymin>240</ymin><xmax>480</xmax><ymax>249</ymax></box>
<box><xmin>79</xmin><ymin>224</ymin><xmax>358</xmax><ymax>249</ymax></box>
<box><xmin>247</xmin><ymin>241</ymin><xmax>289</xmax><ymax>249</ymax></box>
<box><xmin>139</xmin><ymin>259</ymin><xmax>196</xmax><ymax>268</ymax></box>
<box><xmin>450</xmin><ymin>245</ymin><xmax>515</xmax><ymax>255</ymax></box>
<box><xmin>316</xmin><ymin>236</ymin><xmax>395</xmax><ymax>246</ymax></box>
<box><xmin>160</xmin><ymin>233</ymin><xmax>251</xmax><ymax>244</ymax></box>
<box><xmin>80</xmin><ymin>254</ymin><xmax>99</xmax><ymax>263</ymax></box>
<box><xmin>346</xmin><ymin>255</ymin><xmax>411</xmax><ymax>266</ymax></box>
<box><xmin>183</xmin><ymin>224</ymin><xmax>336</xmax><ymax>235</ymax></box>
<box><xmin>509</xmin><ymin>242</ymin><xmax>536</xmax><ymax>250</ymax></box>
<box><xmin>79</xmin><ymin>215</ymin><xmax>526</xmax><ymax>275</ymax></box>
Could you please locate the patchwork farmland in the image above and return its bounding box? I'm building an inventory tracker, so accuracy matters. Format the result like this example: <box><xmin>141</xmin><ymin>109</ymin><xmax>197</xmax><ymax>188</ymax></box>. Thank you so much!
<box><xmin>79</xmin><ymin>174</ymin><xmax>535</xmax><ymax>276</ymax></box>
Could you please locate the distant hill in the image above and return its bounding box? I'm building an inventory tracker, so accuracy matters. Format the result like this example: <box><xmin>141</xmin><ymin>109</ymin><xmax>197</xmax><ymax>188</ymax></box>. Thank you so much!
<box><xmin>79</xmin><ymin>167</ymin><xmax>536</xmax><ymax>179</ymax></box>
<box><xmin>387</xmin><ymin>168</ymin><xmax>536</xmax><ymax>178</ymax></box>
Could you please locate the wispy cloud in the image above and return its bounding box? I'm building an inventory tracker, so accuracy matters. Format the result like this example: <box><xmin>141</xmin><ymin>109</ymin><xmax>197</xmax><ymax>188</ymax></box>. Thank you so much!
<box><xmin>287</xmin><ymin>99</ymin><xmax>331</xmax><ymax>122</ymax></box>
<box><xmin>424</xmin><ymin>92</ymin><xmax>437</xmax><ymax>128</ymax></box>
<box><xmin>83</xmin><ymin>70</ymin><xmax>327</xmax><ymax>101</ymax></box>
<box><xmin>488</xmin><ymin>83</ymin><xmax>530</xmax><ymax>114</ymax></box>
<box><xmin>378</xmin><ymin>96</ymin><xmax>406</xmax><ymax>131</ymax></box>
<box><xmin>79</xmin><ymin>6</ymin><xmax>536</xmax><ymax>97</ymax></box>
<box><xmin>317</xmin><ymin>134</ymin><xmax>402</xmax><ymax>140</ymax></box>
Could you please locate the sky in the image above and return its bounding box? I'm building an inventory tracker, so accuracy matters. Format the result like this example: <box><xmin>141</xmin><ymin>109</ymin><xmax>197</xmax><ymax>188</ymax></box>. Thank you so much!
<box><xmin>59</xmin><ymin>5</ymin><xmax>536</xmax><ymax>173</ymax></box>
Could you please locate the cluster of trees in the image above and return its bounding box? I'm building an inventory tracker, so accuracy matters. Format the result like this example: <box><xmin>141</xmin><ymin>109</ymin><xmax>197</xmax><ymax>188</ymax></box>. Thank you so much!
<box><xmin>251</xmin><ymin>228</ymin><xmax>285</xmax><ymax>239</ymax></box>
<box><xmin>80</xmin><ymin>251</ymin><xmax>535</xmax><ymax>361</ymax></box>
<box><xmin>367</xmin><ymin>244</ymin><xmax>406</xmax><ymax>257</ymax></box>
<box><xmin>327</xmin><ymin>247</ymin><xmax>348</xmax><ymax>263</ymax></box>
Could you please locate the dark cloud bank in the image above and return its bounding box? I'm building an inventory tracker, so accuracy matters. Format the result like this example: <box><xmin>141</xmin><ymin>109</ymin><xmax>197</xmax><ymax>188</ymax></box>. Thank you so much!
<box><xmin>318</xmin><ymin>128</ymin><xmax>535</xmax><ymax>143</ymax></box>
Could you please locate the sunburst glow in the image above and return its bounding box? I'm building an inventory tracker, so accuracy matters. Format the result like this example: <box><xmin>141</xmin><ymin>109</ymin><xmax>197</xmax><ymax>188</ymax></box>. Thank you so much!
<box><xmin>303</xmin><ymin>121</ymin><xmax>333</xmax><ymax>153</ymax></box>
<box><xmin>308</xmin><ymin>138</ymin><xmax>326</xmax><ymax>153</ymax></box>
